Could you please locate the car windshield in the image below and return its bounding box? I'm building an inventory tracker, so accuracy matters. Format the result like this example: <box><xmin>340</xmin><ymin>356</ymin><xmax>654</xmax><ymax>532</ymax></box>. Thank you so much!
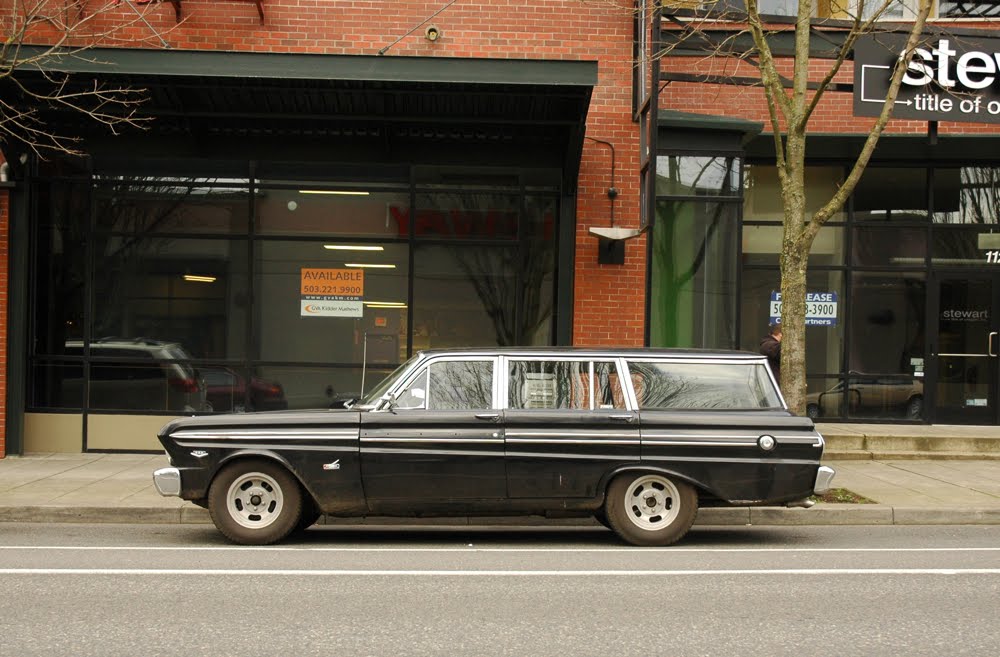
<box><xmin>356</xmin><ymin>355</ymin><xmax>422</xmax><ymax>407</ymax></box>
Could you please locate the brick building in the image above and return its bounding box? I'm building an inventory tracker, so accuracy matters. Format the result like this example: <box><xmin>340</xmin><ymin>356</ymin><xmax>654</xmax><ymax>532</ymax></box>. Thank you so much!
<box><xmin>2</xmin><ymin>2</ymin><xmax>1000</xmax><ymax>456</ymax></box>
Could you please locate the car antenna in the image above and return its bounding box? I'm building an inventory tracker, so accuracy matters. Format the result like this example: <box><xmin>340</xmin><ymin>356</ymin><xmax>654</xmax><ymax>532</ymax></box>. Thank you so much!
<box><xmin>360</xmin><ymin>331</ymin><xmax>368</xmax><ymax>399</ymax></box>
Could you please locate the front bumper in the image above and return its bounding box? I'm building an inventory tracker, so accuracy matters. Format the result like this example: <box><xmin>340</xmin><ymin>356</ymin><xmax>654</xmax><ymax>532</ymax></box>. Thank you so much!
<box><xmin>153</xmin><ymin>467</ymin><xmax>182</xmax><ymax>497</ymax></box>
<box><xmin>813</xmin><ymin>465</ymin><xmax>836</xmax><ymax>494</ymax></box>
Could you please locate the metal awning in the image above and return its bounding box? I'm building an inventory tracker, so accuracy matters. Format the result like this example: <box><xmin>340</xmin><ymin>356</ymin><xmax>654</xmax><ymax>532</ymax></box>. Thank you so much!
<box><xmin>6</xmin><ymin>47</ymin><xmax>597</xmax><ymax>175</ymax></box>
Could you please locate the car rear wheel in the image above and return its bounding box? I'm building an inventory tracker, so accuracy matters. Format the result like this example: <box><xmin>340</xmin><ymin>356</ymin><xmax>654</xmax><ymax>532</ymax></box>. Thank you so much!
<box><xmin>605</xmin><ymin>472</ymin><xmax>697</xmax><ymax>547</ymax></box>
<box><xmin>208</xmin><ymin>459</ymin><xmax>302</xmax><ymax>545</ymax></box>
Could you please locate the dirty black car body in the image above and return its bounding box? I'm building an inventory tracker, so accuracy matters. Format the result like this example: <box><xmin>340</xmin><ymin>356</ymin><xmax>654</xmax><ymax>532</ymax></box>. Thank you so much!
<box><xmin>154</xmin><ymin>347</ymin><xmax>835</xmax><ymax>546</ymax></box>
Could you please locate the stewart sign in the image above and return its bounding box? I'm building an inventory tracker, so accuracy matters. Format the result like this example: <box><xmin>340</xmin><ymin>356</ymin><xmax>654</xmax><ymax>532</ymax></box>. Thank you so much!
<box><xmin>854</xmin><ymin>33</ymin><xmax>1000</xmax><ymax>125</ymax></box>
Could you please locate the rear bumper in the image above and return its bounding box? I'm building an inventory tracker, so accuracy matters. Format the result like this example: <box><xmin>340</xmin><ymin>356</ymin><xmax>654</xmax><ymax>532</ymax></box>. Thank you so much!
<box><xmin>152</xmin><ymin>467</ymin><xmax>182</xmax><ymax>497</ymax></box>
<box><xmin>813</xmin><ymin>465</ymin><xmax>836</xmax><ymax>494</ymax></box>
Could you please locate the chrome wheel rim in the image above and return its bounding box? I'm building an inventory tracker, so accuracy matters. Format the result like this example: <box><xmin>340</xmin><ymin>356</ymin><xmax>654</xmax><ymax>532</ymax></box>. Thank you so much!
<box><xmin>623</xmin><ymin>475</ymin><xmax>680</xmax><ymax>531</ymax></box>
<box><xmin>226</xmin><ymin>471</ymin><xmax>284</xmax><ymax>529</ymax></box>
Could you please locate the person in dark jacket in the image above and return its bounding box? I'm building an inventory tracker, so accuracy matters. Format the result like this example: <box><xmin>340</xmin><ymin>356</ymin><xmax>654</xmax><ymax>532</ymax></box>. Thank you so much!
<box><xmin>759</xmin><ymin>323</ymin><xmax>782</xmax><ymax>385</ymax></box>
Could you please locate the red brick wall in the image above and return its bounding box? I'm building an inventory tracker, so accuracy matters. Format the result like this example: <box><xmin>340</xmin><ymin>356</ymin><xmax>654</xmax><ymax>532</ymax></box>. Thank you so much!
<box><xmin>0</xmin><ymin>189</ymin><xmax>7</xmax><ymax>458</ymax></box>
<box><xmin>23</xmin><ymin>0</ymin><xmax>646</xmax><ymax>348</ymax></box>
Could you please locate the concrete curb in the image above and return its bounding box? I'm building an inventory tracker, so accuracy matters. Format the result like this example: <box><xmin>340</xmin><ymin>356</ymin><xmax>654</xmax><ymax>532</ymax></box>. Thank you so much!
<box><xmin>3</xmin><ymin>504</ymin><xmax>1000</xmax><ymax>526</ymax></box>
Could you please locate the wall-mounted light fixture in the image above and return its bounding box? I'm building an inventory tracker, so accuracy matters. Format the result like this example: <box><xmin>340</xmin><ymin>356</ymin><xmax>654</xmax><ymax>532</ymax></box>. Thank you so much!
<box><xmin>364</xmin><ymin>301</ymin><xmax>407</xmax><ymax>308</ymax></box>
<box><xmin>183</xmin><ymin>274</ymin><xmax>217</xmax><ymax>283</ymax></box>
<box><xmin>425</xmin><ymin>24</ymin><xmax>441</xmax><ymax>42</ymax></box>
<box><xmin>346</xmin><ymin>263</ymin><xmax>396</xmax><ymax>269</ymax></box>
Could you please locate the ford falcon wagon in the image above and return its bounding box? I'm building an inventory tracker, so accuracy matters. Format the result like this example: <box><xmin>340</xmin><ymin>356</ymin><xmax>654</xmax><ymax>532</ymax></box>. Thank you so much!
<box><xmin>153</xmin><ymin>348</ymin><xmax>835</xmax><ymax>546</ymax></box>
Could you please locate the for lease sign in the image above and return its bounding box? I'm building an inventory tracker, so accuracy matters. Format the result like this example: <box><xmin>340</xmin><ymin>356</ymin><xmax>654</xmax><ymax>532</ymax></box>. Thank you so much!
<box><xmin>769</xmin><ymin>292</ymin><xmax>838</xmax><ymax>327</ymax></box>
<box><xmin>854</xmin><ymin>33</ymin><xmax>1000</xmax><ymax>125</ymax></box>
<box><xmin>300</xmin><ymin>268</ymin><xmax>364</xmax><ymax>317</ymax></box>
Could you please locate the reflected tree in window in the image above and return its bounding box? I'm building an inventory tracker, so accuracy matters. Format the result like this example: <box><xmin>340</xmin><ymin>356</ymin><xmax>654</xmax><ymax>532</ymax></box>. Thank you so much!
<box><xmin>443</xmin><ymin>194</ymin><xmax>556</xmax><ymax>346</ymax></box>
<box><xmin>428</xmin><ymin>360</ymin><xmax>494</xmax><ymax>410</ymax></box>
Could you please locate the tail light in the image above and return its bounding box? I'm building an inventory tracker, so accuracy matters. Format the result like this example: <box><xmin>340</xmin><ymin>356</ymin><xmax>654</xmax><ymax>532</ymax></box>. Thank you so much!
<box><xmin>263</xmin><ymin>383</ymin><xmax>283</xmax><ymax>398</ymax></box>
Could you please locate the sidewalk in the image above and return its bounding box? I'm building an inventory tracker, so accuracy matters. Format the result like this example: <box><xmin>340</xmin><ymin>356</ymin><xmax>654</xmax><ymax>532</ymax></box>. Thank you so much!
<box><xmin>1</xmin><ymin>439</ymin><xmax>999</xmax><ymax>527</ymax></box>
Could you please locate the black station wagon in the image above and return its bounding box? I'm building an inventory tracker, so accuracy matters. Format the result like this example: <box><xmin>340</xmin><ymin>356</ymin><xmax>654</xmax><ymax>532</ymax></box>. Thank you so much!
<box><xmin>153</xmin><ymin>348</ymin><xmax>835</xmax><ymax>546</ymax></box>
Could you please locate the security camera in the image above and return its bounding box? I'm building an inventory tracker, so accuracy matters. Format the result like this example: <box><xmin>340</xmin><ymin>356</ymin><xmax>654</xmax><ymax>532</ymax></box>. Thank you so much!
<box><xmin>425</xmin><ymin>25</ymin><xmax>441</xmax><ymax>42</ymax></box>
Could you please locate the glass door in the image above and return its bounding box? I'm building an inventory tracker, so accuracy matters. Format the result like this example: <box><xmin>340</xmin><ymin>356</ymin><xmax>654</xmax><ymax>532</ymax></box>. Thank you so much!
<box><xmin>932</xmin><ymin>275</ymin><xmax>1000</xmax><ymax>424</ymax></box>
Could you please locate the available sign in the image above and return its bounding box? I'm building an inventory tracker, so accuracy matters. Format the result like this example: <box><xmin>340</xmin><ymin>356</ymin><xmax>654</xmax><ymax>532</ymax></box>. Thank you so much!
<box><xmin>769</xmin><ymin>292</ymin><xmax>838</xmax><ymax>327</ymax></box>
<box><xmin>854</xmin><ymin>33</ymin><xmax>1000</xmax><ymax>125</ymax></box>
<box><xmin>300</xmin><ymin>268</ymin><xmax>364</xmax><ymax>317</ymax></box>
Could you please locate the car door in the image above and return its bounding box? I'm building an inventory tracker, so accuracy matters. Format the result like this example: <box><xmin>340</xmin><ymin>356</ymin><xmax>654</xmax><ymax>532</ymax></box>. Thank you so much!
<box><xmin>360</xmin><ymin>356</ymin><xmax>505</xmax><ymax>502</ymax></box>
<box><xmin>503</xmin><ymin>357</ymin><xmax>639</xmax><ymax>498</ymax></box>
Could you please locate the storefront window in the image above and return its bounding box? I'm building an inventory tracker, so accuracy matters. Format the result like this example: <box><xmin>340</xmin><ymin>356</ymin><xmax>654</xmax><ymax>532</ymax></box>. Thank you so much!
<box><xmin>650</xmin><ymin>200</ymin><xmax>738</xmax><ymax>349</ymax></box>
<box><xmin>412</xmin><ymin>243</ymin><xmax>542</xmax><ymax>348</ymax></box>
<box><xmin>27</xmin><ymin>163</ymin><xmax>561</xmax><ymax>433</ymax></box>
<box><xmin>854</xmin><ymin>168</ymin><xmax>929</xmax><ymax>223</ymax></box>
<box><xmin>413</xmin><ymin>192</ymin><xmax>520</xmax><ymax>241</ymax></box>
<box><xmin>852</xmin><ymin>225</ymin><xmax>927</xmax><ymax>267</ymax></box>
<box><xmin>744</xmin><ymin>165</ymin><xmax>845</xmax><ymax>223</ymax></box>
<box><xmin>32</xmin><ymin>181</ymin><xmax>87</xmax><ymax>356</ymax></box>
<box><xmin>848</xmin><ymin>272</ymin><xmax>925</xmax><ymax>376</ymax></box>
<box><xmin>255</xmin><ymin>241</ymin><xmax>409</xmax><ymax>363</ymax></box>
<box><xmin>256</xmin><ymin>187</ymin><xmax>410</xmax><ymax>237</ymax></box>
<box><xmin>94</xmin><ymin>178</ymin><xmax>251</xmax><ymax>234</ymax></box>
<box><xmin>743</xmin><ymin>224</ymin><xmax>845</xmax><ymax>266</ymax></box>
<box><xmin>933</xmin><ymin>167</ymin><xmax>1000</xmax><ymax>225</ymax></box>
<box><xmin>740</xmin><ymin>269</ymin><xmax>844</xmax><ymax>380</ymax></box>
<box><xmin>92</xmin><ymin>237</ymin><xmax>249</xmax><ymax>361</ymax></box>
<box><xmin>655</xmin><ymin>156</ymin><xmax>740</xmax><ymax>197</ymax></box>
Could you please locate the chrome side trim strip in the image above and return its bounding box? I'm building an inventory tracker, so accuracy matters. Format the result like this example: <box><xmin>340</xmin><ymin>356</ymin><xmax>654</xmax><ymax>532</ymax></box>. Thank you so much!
<box><xmin>361</xmin><ymin>437</ymin><xmax>503</xmax><ymax>444</ymax></box>
<box><xmin>505</xmin><ymin>438</ymin><xmax>640</xmax><ymax>445</ymax></box>
<box><xmin>505</xmin><ymin>451</ymin><xmax>637</xmax><ymax>461</ymax></box>
<box><xmin>642</xmin><ymin>455</ymin><xmax>819</xmax><ymax>465</ymax></box>
<box><xmin>506</xmin><ymin>431</ymin><xmax>637</xmax><ymax>439</ymax></box>
<box><xmin>642</xmin><ymin>440</ymin><xmax>751</xmax><ymax>448</ymax></box>
<box><xmin>172</xmin><ymin>429</ymin><xmax>358</xmax><ymax>438</ymax></box>
<box><xmin>362</xmin><ymin>447</ymin><xmax>504</xmax><ymax>457</ymax></box>
<box><xmin>175</xmin><ymin>442</ymin><xmax>359</xmax><ymax>452</ymax></box>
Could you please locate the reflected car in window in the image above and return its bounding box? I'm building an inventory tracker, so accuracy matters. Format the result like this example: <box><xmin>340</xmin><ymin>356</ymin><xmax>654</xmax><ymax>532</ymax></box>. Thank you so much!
<box><xmin>200</xmin><ymin>366</ymin><xmax>288</xmax><ymax>413</ymax></box>
<box><xmin>806</xmin><ymin>376</ymin><xmax>923</xmax><ymax>420</ymax></box>
<box><xmin>153</xmin><ymin>348</ymin><xmax>834</xmax><ymax>546</ymax></box>
<box><xmin>64</xmin><ymin>338</ymin><xmax>210</xmax><ymax>412</ymax></box>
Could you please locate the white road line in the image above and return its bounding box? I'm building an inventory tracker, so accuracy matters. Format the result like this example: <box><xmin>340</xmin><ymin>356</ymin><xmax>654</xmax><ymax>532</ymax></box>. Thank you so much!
<box><xmin>1</xmin><ymin>568</ymin><xmax>999</xmax><ymax>576</ymax></box>
<box><xmin>1</xmin><ymin>546</ymin><xmax>1000</xmax><ymax>553</ymax></box>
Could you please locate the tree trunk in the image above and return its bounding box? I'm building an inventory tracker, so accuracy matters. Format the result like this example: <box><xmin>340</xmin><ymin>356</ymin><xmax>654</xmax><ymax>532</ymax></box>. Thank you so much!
<box><xmin>779</xmin><ymin>245</ymin><xmax>808</xmax><ymax>414</ymax></box>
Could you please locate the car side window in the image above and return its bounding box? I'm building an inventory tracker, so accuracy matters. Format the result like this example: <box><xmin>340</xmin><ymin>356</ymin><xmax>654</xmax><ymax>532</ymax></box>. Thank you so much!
<box><xmin>626</xmin><ymin>360</ymin><xmax>782</xmax><ymax>410</ymax></box>
<box><xmin>427</xmin><ymin>360</ymin><xmax>494</xmax><ymax>410</ymax></box>
<box><xmin>394</xmin><ymin>361</ymin><xmax>495</xmax><ymax>411</ymax></box>
<box><xmin>508</xmin><ymin>360</ymin><xmax>619</xmax><ymax>410</ymax></box>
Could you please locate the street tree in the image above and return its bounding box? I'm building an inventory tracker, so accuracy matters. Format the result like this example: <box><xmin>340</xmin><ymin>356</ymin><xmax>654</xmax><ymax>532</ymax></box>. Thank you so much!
<box><xmin>645</xmin><ymin>0</ymin><xmax>933</xmax><ymax>413</ymax></box>
<box><xmin>1</xmin><ymin>0</ymin><xmax>168</xmax><ymax>157</ymax></box>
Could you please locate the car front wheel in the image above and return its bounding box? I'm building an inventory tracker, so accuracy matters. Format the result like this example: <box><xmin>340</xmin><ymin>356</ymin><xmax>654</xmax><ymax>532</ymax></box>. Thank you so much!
<box><xmin>605</xmin><ymin>472</ymin><xmax>697</xmax><ymax>547</ymax></box>
<box><xmin>208</xmin><ymin>459</ymin><xmax>303</xmax><ymax>545</ymax></box>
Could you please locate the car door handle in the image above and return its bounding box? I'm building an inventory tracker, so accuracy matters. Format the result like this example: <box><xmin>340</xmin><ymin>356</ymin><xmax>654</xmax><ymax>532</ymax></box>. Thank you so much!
<box><xmin>475</xmin><ymin>412</ymin><xmax>500</xmax><ymax>421</ymax></box>
<box><xmin>608</xmin><ymin>414</ymin><xmax>634</xmax><ymax>422</ymax></box>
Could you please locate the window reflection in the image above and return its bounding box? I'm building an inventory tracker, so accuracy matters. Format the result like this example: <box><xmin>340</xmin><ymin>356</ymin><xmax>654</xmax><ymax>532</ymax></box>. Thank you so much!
<box><xmin>656</xmin><ymin>156</ymin><xmax>740</xmax><ymax>197</ymax></box>
<box><xmin>627</xmin><ymin>361</ymin><xmax>782</xmax><ymax>410</ymax></box>
<box><xmin>428</xmin><ymin>361</ymin><xmax>494</xmax><ymax>410</ymax></box>
<box><xmin>507</xmin><ymin>360</ymin><xmax>625</xmax><ymax>410</ymax></box>
<box><xmin>933</xmin><ymin>168</ymin><xmax>1000</xmax><ymax>225</ymax></box>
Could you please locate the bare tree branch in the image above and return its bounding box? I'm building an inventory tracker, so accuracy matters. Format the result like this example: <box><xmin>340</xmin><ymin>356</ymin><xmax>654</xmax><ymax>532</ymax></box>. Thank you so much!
<box><xmin>1</xmin><ymin>0</ymin><xmax>174</xmax><ymax>157</ymax></box>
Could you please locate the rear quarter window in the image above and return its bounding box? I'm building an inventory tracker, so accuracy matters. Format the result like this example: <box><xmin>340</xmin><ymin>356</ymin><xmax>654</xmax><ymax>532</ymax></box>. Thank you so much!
<box><xmin>626</xmin><ymin>360</ymin><xmax>782</xmax><ymax>410</ymax></box>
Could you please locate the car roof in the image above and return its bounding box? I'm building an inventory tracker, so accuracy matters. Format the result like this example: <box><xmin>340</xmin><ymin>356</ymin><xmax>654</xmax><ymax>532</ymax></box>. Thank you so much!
<box><xmin>414</xmin><ymin>346</ymin><xmax>765</xmax><ymax>360</ymax></box>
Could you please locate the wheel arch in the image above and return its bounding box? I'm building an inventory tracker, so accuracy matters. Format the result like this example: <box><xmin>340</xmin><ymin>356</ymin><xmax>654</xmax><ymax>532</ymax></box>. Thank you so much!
<box><xmin>212</xmin><ymin>449</ymin><xmax>318</xmax><ymax>505</ymax></box>
<box><xmin>597</xmin><ymin>464</ymin><xmax>712</xmax><ymax>501</ymax></box>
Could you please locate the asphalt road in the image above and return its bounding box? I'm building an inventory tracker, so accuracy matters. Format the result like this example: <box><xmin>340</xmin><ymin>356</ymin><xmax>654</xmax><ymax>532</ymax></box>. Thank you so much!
<box><xmin>1</xmin><ymin>523</ymin><xmax>999</xmax><ymax>657</ymax></box>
